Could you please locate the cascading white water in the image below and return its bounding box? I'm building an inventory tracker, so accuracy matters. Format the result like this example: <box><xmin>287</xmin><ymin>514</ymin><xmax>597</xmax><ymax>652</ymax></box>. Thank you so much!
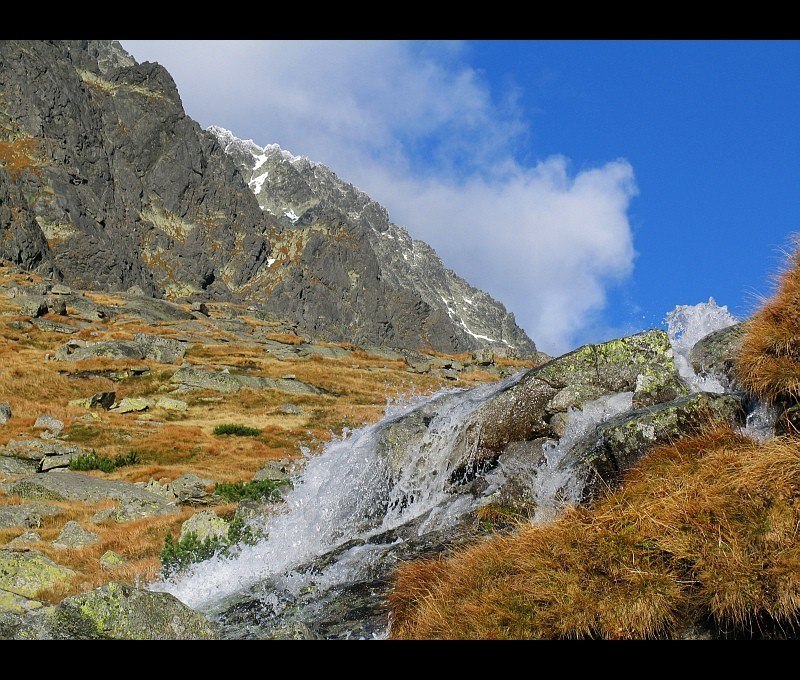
<box><xmin>665</xmin><ymin>297</ymin><xmax>738</xmax><ymax>393</ymax></box>
<box><xmin>531</xmin><ymin>391</ymin><xmax>634</xmax><ymax>522</ymax></box>
<box><xmin>153</xmin><ymin>372</ymin><xmax>524</xmax><ymax>611</ymax></box>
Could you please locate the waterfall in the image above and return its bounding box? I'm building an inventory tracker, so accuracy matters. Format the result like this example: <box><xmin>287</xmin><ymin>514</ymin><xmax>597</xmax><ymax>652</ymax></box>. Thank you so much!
<box><xmin>153</xmin><ymin>372</ymin><xmax>524</xmax><ymax>612</ymax></box>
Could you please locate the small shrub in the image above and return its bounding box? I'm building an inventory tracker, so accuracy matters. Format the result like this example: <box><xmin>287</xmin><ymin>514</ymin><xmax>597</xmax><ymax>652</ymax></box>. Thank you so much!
<box><xmin>214</xmin><ymin>478</ymin><xmax>287</xmax><ymax>503</ymax></box>
<box><xmin>160</xmin><ymin>515</ymin><xmax>261</xmax><ymax>578</ymax></box>
<box><xmin>212</xmin><ymin>423</ymin><xmax>261</xmax><ymax>437</ymax></box>
<box><xmin>69</xmin><ymin>450</ymin><xmax>140</xmax><ymax>473</ymax></box>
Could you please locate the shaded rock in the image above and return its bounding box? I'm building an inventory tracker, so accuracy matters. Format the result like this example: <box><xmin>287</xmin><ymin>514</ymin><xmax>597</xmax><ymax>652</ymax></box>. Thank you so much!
<box><xmin>114</xmin><ymin>397</ymin><xmax>153</xmax><ymax>413</ymax></box>
<box><xmin>2</xmin><ymin>438</ymin><xmax>86</xmax><ymax>462</ymax></box>
<box><xmin>191</xmin><ymin>301</ymin><xmax>209</xmax><ymax>316</ymax></box>
<box><xmin>180</xmin><ymin>510</ymin><xmax>229</xmax><ymax>542</ymax></box>
<box><xmin>155</xmin><ymin>397</ymin><xmax>188</xmax><ymax>411</ymax></box>
<box><xmin>690</xmin><ymin>322</ymin><xmax>746</xmax><ymax>389</ymax></box>
<box><xmin>53</xmin><ymin>521</ymin><xmax>101</xmax><ymax>549</ymax></box>
<box><xmin>548</xmin><ymin>412</ymin><xmax>569</xmax><ymax>438</ymax></box>
<box><xmin>495</xmin><ymin>439</ymin><xmax>553</xmax><ymax>507</ymax></box>
<box><xmin>6</xmin><ymin>532</ymin><xmax>42</xmax><ymax>550</ymax></box>
<box><xmin>565</xmin><ymin>392</ymin><xmax>746</xmax><ymax>500</ymax></box>
<box><xmin>0</xmin><ymin>589</ymin><xmax>43</xmax><ymax>615</ymax></box>
<box><xmin>46</xmin><ymin>297</ymin><xmax>67</xmax><ymax>316</ymax></box>
<box><xmin>168</xmin><ymin>473</ymin><xmax>214</xmax><ymax>505</ymax></box>
<box><xmin>99</xmin><ymin>551</ymin><xmax>126</xmax><ymax>570</ymax></box>
<box><xmin>0</xmin><ymin>550</ymin><xmax>75</xmax><ymax>599</ymax></box>
<box><xmin>69</xmin><ymin>391</ymin><xmax>116</xmax><ymax>411</ymax></box>
<box><xmin>17</xmin><ymin>296</ymin><xmax>48</xmax><ymax>318</ymax></box>
<box><xmin>0</xmin><ymin>403</ymin><xmax>11</xmax><ymax>425</ymax></box>
<box><xmin>34</xmin><ymin>415</ymin><xmax>64</xmax><ymax>436</ymax></box>
<box><xmin>50</xmin><ymin>583</ymin><xmax>219</xmax><ymax>640</ymax></box>
<box><xmin>0</xmin><ymin>456</ymin><xmax>38</xmax><ymax>478</ymax></box>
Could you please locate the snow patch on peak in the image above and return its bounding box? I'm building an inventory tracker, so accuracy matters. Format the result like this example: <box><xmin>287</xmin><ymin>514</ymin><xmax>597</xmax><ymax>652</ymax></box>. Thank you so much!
<box><xmin>264</xmin><ymin>143</ymin><xmax>309</xmax><ymax>166</ymax></box>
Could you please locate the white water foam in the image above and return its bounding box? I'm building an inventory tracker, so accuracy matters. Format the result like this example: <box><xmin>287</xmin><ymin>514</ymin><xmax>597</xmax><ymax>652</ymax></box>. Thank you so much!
<box><xmin>153</xmin><ymin>372</ymin><xmax>524</xmax><ymax>611</ymax></box>
<box><xmin>665</xmin><ymin>297</ymin><xmax>738</xmax><ymax>393</ymax></box>
<box><xmin>531</xmin><ymin>391</ymin><xmax>634</xmax><ymax>522</ymax></box>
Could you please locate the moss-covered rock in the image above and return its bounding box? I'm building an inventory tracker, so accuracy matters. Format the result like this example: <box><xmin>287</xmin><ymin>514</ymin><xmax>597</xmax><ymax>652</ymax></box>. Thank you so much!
<box><xmin>0</xmin><ymin>588</ymin><xmax>43</xmax><ymax>615</ymax></box>
<box><xmin>565</xmin><ymin>391</ymin><xmax>746</xmax><ymax>499</ymax></box>
<box><xmin>53</xmin><ymin>521</ymin><xmax>101</xmax><ymax>549</ymax></box>
<box><xmin>99</xmin><ymin>551</ymin><xmax>126</xmax><ymax>570</ymax></box>
<box><xmin>0</xmin><ymin>550</ymin><xmax>75</xmax><ymax>598</ymax></box>
<box><xmin>51</xmin><ymin>582</ymin><xmax>219</xmax><ymax>639</ymax></box>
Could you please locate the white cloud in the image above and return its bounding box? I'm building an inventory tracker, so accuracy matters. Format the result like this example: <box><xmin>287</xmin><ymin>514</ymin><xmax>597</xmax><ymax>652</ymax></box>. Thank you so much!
<box><xmin>122</xmin><ymin>40</ymin><xmax>637</xmax><ymax>354</ymax></box>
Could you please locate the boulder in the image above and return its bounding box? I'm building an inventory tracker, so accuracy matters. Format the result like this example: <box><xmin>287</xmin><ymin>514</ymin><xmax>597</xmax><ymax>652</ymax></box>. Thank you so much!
<box><xmin>38</xmin><ymin>453</ymin><xmax>81</xmax><ymax>472</ymax></box>
<box><xmin>50</xmin><ymin>583</ymin><xmax>219</xmax><ymax>640</ymax></box>
<box><xmin>167</xmin><ymin>473</ymin><xmax>214</xmax><ymax>505</ymax></box>
<box><xmin>564</xmin><ymin>391</ymin><xmax>746</xmax><ymax>500</ymax></box>
<box><xmin>6</xmin><ymin>532</ymin><xmax>42</xmax><ymax>550</ymax></box>
<box><xmin>155</xmin><ymin>397</ymin><xmax>188</xmax><ymax>412</ymax></box>
<box><xmin>69</xmin><ymin>391</ymin><xmax>116</xmax><ymax>411</ymax></box>
<box><xmin>56</xmin><ymin>339</ymin><xmax>145</xmax><ymax>362</ymax></box>
<box><xmin>99</xmin><ymin>551</ymin><xmax>126</xmax><ymax>570</ymax></box>
<box><xmin>170</xmin><ymin>367</ymin><xmax>321</xmax><ymax>396</ymax></box>
<box><xmin>455</xmin><ymin>330</ymin><xmax>688</xmax><ymax>473</ymax></box>
<box><xmin>0</xmin><ymin>456</ymin><xmax>38</xmax><ymax>478</ymax></box>
<box><xmin>471</xmin><ymin>349</ymin><xmax>494</xmax><ymax>366</ymax></box>
<box><xmin>0</xmin><ymin>550</ymin><xmax>75</xmax><ymax>599</ymax></box>
<box><xmin>49</xmin><ymin>284</ymin><xmax>72</xmax><ymax>295</ymax></box>
<box><xmin>45</xmin><ymin>296</ymin><xmax>67</xmax><ymax>316</ymax></box>
<box><xmin>0</xmin><ymin>590</ymin><xmax>43</xmax><ymax>615</ymax></box>
<box><xmin>17</xmin><ymin>296</ymin><xmax>48</xmax><ymax>318</ymax></box>
<box><xmin>494</xmin><ymin>438</ymin><xmax>552</xmax><ymax>508</ymax></box>
<box><xmin>252</xmin><ymin>458</ymin><xmax>293</xmax><ymax>484</ymax></box>
<box><xmin>0</xmin><ymin>403</ymin><xmax>12</xmax><ymax>425</ymax></box>
<box><xmin>33</xmin><ymin>415</ymin><xmax>64</xmax><ymax>436</ymax></box>
<box><xmin>191</xmin><ymin>301</ymin><xmax>209</xmax><ymax>316</ymax></box>
<box><xmin>90</xmin><ymin>499</ymin><xmax>178</xmax><ymax>523</ymax></box>
<box><xmin>52</xmin><ymin>521</ymin><xmax>101</xmax><ymax>549</ymax></box>
<box><xmin>0</xmin><ymin>504</ymin><xmax>60</xmax><ymax>530</ymax></box>
<box><xmin>132</xmin><ymin>333</ymin><xmax>188</xmax><ymax>364</ymax></box>
<box><xmin>31</xmin><ymin>318</ymin><xmax>77</xmax><ymax>334</ymax></box>
<box><xmin>113</xmin><ymin>397</ymin><xmax>153</xmax><ymax>413</ymax></box>
<box><xmin>405</xmin><ymin>359</ymin><xmax>431</xmax><ymax>374</ymax></box>
<box><xmin>690</xmin><ymin>322</ymin><xmax>746</xmax><ymax>389</ymax></box>
<box><xmin>179</xmin><ymin>510</ymin><xmax>229</xmax><ymax>542</ymax></box>
<box><xmin>2</xmin><ymin>438</ymin><xmax>86</xmax><ymax>462</ymax></box>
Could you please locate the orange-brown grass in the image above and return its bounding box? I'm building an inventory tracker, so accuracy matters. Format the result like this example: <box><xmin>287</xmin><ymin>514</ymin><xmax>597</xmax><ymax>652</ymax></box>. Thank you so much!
<box><xmin>390</xmin><ymin>427</ymin><xmax>800</xmax><ymax>639</ymax></box>
<box><xmin>0</xmin><ymin>136</ymin><xmax>39</xmax><ymax>179</ymax></box>
<box><xmin>266</xmin><ymin>332</ymin><xmax>306</xmax><ymax>346</ymax></box>
<box><xmin>737</xmin><ymin>241</ymin><xmax>800</xmax><ymax>403</ymax></box>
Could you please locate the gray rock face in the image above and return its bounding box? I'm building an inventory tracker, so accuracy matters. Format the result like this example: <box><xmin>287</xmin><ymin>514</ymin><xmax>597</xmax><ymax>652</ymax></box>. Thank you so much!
<box><xmin>50</xmin><ymin>582</ymin><xmax>219</xmax><ymax>640</ymax></box>
<box><xmin>210</xmin><ymin>126</ymin><xmax>536</xmax><ymax>355</ymax></box>
<box><xmin>0</xmin><ymin>40</ymin><xmax>274</xmax><ymax>301</ymax></box>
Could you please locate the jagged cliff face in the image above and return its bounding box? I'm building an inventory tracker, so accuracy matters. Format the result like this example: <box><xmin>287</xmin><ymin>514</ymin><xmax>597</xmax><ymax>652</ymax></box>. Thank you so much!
<box><xmin>210</xmin><ymin>127</ymin><xmax>536</xmax><ymax>355</ymax></box>
<box><xmin>0</xmin><ymin>40</ymin><xmax>274</xmax><ymax>299</ymax></box>
<box><xmin>0</xmin><ymin>40</ymin><xmax>535</xmax><ymax>354</ymax></box>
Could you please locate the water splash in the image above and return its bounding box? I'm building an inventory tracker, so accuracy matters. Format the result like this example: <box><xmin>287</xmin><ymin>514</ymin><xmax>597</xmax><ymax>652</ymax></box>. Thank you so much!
<box><xmin>665</xmin><ymin>297</ymin><xmax>738</xmax><ymax>393</ymax></box>
<box><xmin>740</xmin><ymin>400</ymin><xmax>778</xmax><ymax>442</ymax></box>
<box><xmin>153</xmin><ymin>372</ymin><xmax>524</xmax><ymax>611</ymax></box>
<box><xmin>531</xmin><ymin>391</ymin><xmax>634</xmax><ymax>522</ymax></box>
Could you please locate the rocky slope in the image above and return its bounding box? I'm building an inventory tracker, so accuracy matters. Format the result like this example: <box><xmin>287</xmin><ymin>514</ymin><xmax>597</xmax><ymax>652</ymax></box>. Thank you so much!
<box><xmin>0</xmin><ymin>40</ymin><xmax>536</xmax><ymax>355</ymax></box>
<box><xmin>208</xmin><ymin>126</ymin><xmax>536</xmax><ymax>355</ymax></box>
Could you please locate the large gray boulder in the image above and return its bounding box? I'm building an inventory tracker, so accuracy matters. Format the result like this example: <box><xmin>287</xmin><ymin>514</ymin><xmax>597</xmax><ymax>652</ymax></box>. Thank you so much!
<box><xmin>50</xmin><ymin>583</ymin><xmax>219</xmax><ymax>640</ymax></box>
<box><xmin>52</xmin><ymin>521</ymin><xmax>101</xmax><ymax>549</ymax></box>
<box><xmin>170</xmin><ymin>366</ymin><xmax>321</xmax><ymax>395</ymax></box>
<box><xmin>0</xmin><ymin>550</ymin><xmax>75</xmax><ymax>599</ymax></box>
<box><xmin>0</xmin><ymin>503</ymin><xmax>60</xmax><ymax>530</ymax></box>
<box><xmin>690</xmin><ymin>322</ymin><xmax>746</xmax><ymax>389</ymax></box>
<box><xmin>2</xmin><ymin>438</ymin><xmax>86</xmax><ymax>463</ymax></box>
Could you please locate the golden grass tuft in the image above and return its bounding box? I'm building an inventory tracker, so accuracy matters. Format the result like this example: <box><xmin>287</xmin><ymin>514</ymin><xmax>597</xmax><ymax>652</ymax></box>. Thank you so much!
<box><xmin>389</xmin><ymin>427</ymin><xmax>800</xmax><ymax>639</ymax></box>
<box><xmin>737</xmin><ymin>240</ymin><xmax>800</xmax><ymax>403</ymax></box>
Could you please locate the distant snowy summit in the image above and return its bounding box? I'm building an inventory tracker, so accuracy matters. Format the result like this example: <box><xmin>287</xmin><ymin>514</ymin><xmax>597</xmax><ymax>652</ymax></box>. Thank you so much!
<box><xmin>208</xmin><ymin>126</ymin><xmax>537</xmax><ymax>355</ymax></box>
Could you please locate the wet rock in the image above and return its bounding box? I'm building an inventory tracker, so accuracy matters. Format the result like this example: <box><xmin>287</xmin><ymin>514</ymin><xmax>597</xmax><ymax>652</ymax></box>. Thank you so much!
<box><xmin>690</xmin><ymin>322</ymin><xmax>746</xmax><ymax>389</ymax></box>
<box><xmin>263</xmin><ymin>622</ymin><xmax>321</xmax><ymax>640</ymax></box>
<box><xmin>53</xmin><ymin>521</ymin><xmax>101</xmax><ymax>549</ymax></box>
<box><xmin>50</xmin><ymin>583</ymin><xmax>219</xmax><ymax>640</ymax></box>
<box><xmin>0</xmin><ymin>550</ymin><xmax>75</xmax><ymax>599</ymax></box>
<box><xmin>180</xmin><ymin>510</ymin><xmax>229</xmax><ymax>542</ymax></box>
<box><xmin>0</xmin><ymin>403</ymin><xmax>11</xmax><ymax>425</ymax></box>
<box><xmin>565</xmin><ymin>391</ymin><xmax>746</xmax><ymax>500</ymax></box>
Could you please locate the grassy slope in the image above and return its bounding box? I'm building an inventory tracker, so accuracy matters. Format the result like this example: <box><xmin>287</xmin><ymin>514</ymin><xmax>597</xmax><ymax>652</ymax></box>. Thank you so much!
<box><xmin>0</xmin><ymin>265</ymin><xmax>531</xmax><ymax>602</ymax></box>
<box><xmin>390</xmin><ymin>246</ymin><xmax>800</xmax><ymax>640</ymax></box>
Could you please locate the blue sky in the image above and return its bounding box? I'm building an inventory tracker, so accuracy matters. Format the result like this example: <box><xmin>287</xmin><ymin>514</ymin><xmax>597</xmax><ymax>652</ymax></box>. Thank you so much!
<box><xmin>122</xmin><ymin>40</ymin><xmax>800</xmax><ymax>354</ymax></box>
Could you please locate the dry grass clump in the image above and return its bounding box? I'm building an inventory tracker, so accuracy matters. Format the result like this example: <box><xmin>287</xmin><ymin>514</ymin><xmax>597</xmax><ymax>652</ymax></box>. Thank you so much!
<box><xmin>390</xmin><ymin>427</ymin><xmax>800</xmax><ymax>639</ymax></box>
<box><xmin>737</xmin><ymin>242</ymin><xmax>800</xmax><ymax>403</ymax></box>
